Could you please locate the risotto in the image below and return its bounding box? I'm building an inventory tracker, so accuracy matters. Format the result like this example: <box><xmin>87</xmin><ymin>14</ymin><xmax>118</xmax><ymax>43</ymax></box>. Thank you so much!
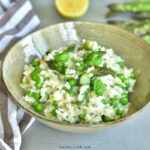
<box><xmin>21</xmin><ymin>40</ymin><xmax>136</xmax><ymax>124</ymax></box>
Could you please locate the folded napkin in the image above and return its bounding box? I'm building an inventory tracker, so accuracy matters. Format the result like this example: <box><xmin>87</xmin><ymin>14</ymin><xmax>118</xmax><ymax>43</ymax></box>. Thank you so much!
<box><xmin>0</xmin><ymin>0</ymin><xmax>40</xmax><ymax>149</ymax></box>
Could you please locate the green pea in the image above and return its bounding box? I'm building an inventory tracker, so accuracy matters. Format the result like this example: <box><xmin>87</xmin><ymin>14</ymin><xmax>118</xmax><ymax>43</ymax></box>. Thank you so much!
<box><xmin>126</xmin><ymin>83</ymin><xmax>130</xmax><ymax>88</ymax></box>
<box><xmin>30</xmin><ymin>72</ymin><xmax>39</xmax><ymax>81</ymax></box>
<box><xmin>79</xmin><ymin>74</ymin><xmax>90</xmax><ymax>85</ymax></box>
<box><xmin>53</xmin><ymin>100</ymin><xmax>59</xmax><ymax>107</ymax></box>
<box><xmin>34</xmin><ymin>66</ymin><xmax>41</xmax><ymax>72</ymax></box>
<box><xmin>116</xmin><ymin>109</ymin><xmax>124</xmax><ymax>116</ymax></box>
<box><xmin>76</xmin><ymin>61</ymin><xmax>85</xmax><ymax>71</ymax></box>
<box><xmin>117</xmin><ymin>61</ymin><xmax>124</xmax><ymax>68</ymax></box>
<box><xmin>120</xmin><ymin>97</ymin><xmax>128</xmax><ymax>105</ymax></box>
<box><xmin>111</xmin><ymin>96</ymin><xmax>117</xmax><ymax>101</ymax></box>
<box><xmin>79</xmin><ymin>114</ymin><xmax>85</xmax><ymax>119</ymax></box>
<box><xmin>68</xmin><ymin>79</ymin><xmax>76</xmax><ymax>87</ymax></box>
<box><xmin>32</xmin><ymin>60</ymin><xmax>40</xmax><ymax>67</ymax></box>
<box><xmin>103</xmin><ymin>116</ymin><xmax>111</xmax><ymax>122</ymax></box>
<box><xmin>68</xmin><ymin>90</ymin><xmax>75</xmax><ymax>97</ymax></box>
<box><xmin>110</xmin><ymin>100</ymin><xmax>118</xmax><ymax>108</ymax></box>
<box><xmin>101</xmin><ymin>99</ymin><xmax>107</xmax><ymax>104</ymax></box>
<box><xmin>30</xmin><ymin>67</ymin><xmax>41</xmax><ymax>81</ymax></box>
<box><xmin>117</xmin><ymin>83</ymin><xmax>124</xmax><ymax>88</ymax></box>
<box><xmin>51</xmin><ymin>108</ymin><xmax>57</xmax><ymax>116</ymax></box>
<box><xmin>54</xmin><ymin>52</ymin><xmax>69</xmax><ymax>63</ymax></box>
<box><xmin>33</xmin><ymin>76</ymin><xmax>40</xmax><ymax>82</ymax></box>
<box><xmin>35</xmin><ymin>104</ymin><xmax>44</xmax><ymax>113</ymax></box>
<box><xmin>130</xmin><ymin>72</ymin><xmax>135</xmax><ymax>79</ymax></box>
<box><xmin>32</xmin><ymin>92</ymin><xmax>41</xmax><ymax>100</ymax></box>
<box><xmin>32</xmin><ymin>100</ymin><xmax>39</xmax><ymax>108</ymax></box>
<box><xmin>118</xmin><ymin>74</ymin><xmax>126</xmax><ymax>81</ymax></box>
<box><xmin>123</xmin><ymin>79</ymin><xmax>130</xmax><ymax>88</ymax></box>
<box><xmin>122</xmin><ymin>92</ymin><xmax>128</xmax><ymax>98</ymax></box>
<box><xmin>35</xmin><ymin>81</ymin><xmax>43</xmax><ymax>89</ymax></box>
<box><xmin>72</xmin><ymin>58</ymin><xmax>78</xmax><ymax>63</ymax></box>
<box><xmin>27</xmin><ymin>91</ymin><xmax>33</xmax><ymax>97</ymax></box>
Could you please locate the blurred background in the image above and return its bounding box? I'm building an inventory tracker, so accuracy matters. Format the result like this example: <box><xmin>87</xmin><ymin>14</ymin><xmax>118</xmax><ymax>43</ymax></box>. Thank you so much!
<box><xmin>31</xmin><ymin>0</ymin><xmax>150</xmax><ymax>44</ymax></box>
<box><xmin>31</xmin><ymin>0</ymin><xmax>134</xmax><ymax>25</ymax></box>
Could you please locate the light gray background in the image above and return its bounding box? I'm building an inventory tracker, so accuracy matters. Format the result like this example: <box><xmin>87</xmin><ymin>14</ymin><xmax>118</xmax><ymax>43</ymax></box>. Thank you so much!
<box><xmin>21</xmin><ymin>0</ymin><xmax>150</xmax><ymax>150</ymax></box>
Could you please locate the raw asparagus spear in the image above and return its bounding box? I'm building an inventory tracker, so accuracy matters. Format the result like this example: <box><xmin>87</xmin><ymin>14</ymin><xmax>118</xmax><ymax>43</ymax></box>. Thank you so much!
<box><xmin>108</xmin><ymin>20</ymin><xmax>150</xmax><ymax>36</ymax></box>
<box><xmin>106</xmin><ymin>2</ymin><xmax>150</xmax><ymax>17</ymax></box>
<box><xmin>133</xmin><ymin>12</ymin><xmax>150</xmax><ymax>20</ymax></box>
<box><xmin>108</xmin><ymin>20</ymin><xmax>150</xmax><ymax>45</ymax></box>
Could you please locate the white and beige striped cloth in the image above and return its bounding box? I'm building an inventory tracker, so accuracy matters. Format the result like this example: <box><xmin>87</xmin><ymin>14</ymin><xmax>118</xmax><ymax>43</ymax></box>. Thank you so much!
<box><xmin>0</xmin><ymin>0</ymin><xmax>40</xmax><ymax>150</ymax></box>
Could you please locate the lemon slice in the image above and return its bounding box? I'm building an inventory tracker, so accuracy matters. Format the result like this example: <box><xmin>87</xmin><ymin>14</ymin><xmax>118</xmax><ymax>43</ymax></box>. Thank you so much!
<box><xmin>55</xmin><ymin>0</ymin><xmax>89</xmax><ymax>18</ymax></box>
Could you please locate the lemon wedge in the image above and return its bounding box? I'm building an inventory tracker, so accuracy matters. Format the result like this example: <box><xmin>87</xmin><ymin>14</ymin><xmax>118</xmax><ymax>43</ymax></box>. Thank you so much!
<box><xmin>55</xmin><ymin>0</ymin><xmax>89</xmax><ymax>18</ymax></box>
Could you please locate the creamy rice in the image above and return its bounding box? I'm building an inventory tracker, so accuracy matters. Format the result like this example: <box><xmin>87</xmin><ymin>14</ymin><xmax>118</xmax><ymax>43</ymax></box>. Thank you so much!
<box><xmin>21</xmin><ymin>40</ymin><xmax>136</xmax><ymax>124</ymax></box>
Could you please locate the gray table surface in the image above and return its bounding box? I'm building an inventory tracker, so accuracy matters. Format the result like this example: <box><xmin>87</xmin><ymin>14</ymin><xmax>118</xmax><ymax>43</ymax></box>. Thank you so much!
<box><xmin>21</xmin><ymin>0</ymin><xmax>150</xmax><ymax>150</ymax></box>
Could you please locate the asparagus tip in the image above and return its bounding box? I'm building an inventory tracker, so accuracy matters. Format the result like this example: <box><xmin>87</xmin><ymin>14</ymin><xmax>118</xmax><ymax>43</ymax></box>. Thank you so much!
<box><xmin>106</xmin><ymin>4</ymin><xmax>120</xmax><ymax>18</ymax></box>
<box><xmin>107</xmin><ymin>4</ymin><xmax>116</xmax><ymax>9</ymax></box>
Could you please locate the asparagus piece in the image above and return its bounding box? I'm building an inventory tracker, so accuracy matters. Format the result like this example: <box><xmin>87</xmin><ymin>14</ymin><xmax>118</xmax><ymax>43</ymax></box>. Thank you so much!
<box><xmin>91</xmin><ymin>67</ymin><xmax>116</xmax><ymax>77</ymax></box>
<box><xmin>108</xmin><ymin>20</ymin><xmax>150</xmax><ymax>36</ymax></box>
<box><xmin>46</xmin><ymin>60</ymin><xmax>67</xmax><ymax>74</ymax></box>
<box><xmin>133</xmin><ymin>12</ymin><xmax>150</xmax><ymax>20</ymax></box>
<box><xmin>106</xmin><ymin>2</ymin><xmax>150</xmax><ymax>17</ymax></box>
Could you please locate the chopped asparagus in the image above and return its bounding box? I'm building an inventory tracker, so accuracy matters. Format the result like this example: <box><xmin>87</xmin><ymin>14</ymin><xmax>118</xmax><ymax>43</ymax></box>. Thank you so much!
<box><xmin>46</xmin><ymin>60</ymin><xmax>67</xmax><ymax>74</ymax></box>
<box><xmin>92</xmin><ymin>67</ymin><xmax>116</xmax><ymax>77</ymax></box>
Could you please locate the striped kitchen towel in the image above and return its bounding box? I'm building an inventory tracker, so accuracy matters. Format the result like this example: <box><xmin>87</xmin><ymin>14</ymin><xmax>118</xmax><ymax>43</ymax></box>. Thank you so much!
<box><xmin>0</xmin><ymin>0</ymin><xmax>40</xmax><ymax>150</ymax></box>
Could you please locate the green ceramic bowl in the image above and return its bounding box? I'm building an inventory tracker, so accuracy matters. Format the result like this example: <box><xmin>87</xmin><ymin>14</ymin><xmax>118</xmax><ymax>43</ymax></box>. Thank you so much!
<box><xmin>2</xmin><ymin>22</ymin><xmax>150</xmax><ymax>133</ymax></box>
